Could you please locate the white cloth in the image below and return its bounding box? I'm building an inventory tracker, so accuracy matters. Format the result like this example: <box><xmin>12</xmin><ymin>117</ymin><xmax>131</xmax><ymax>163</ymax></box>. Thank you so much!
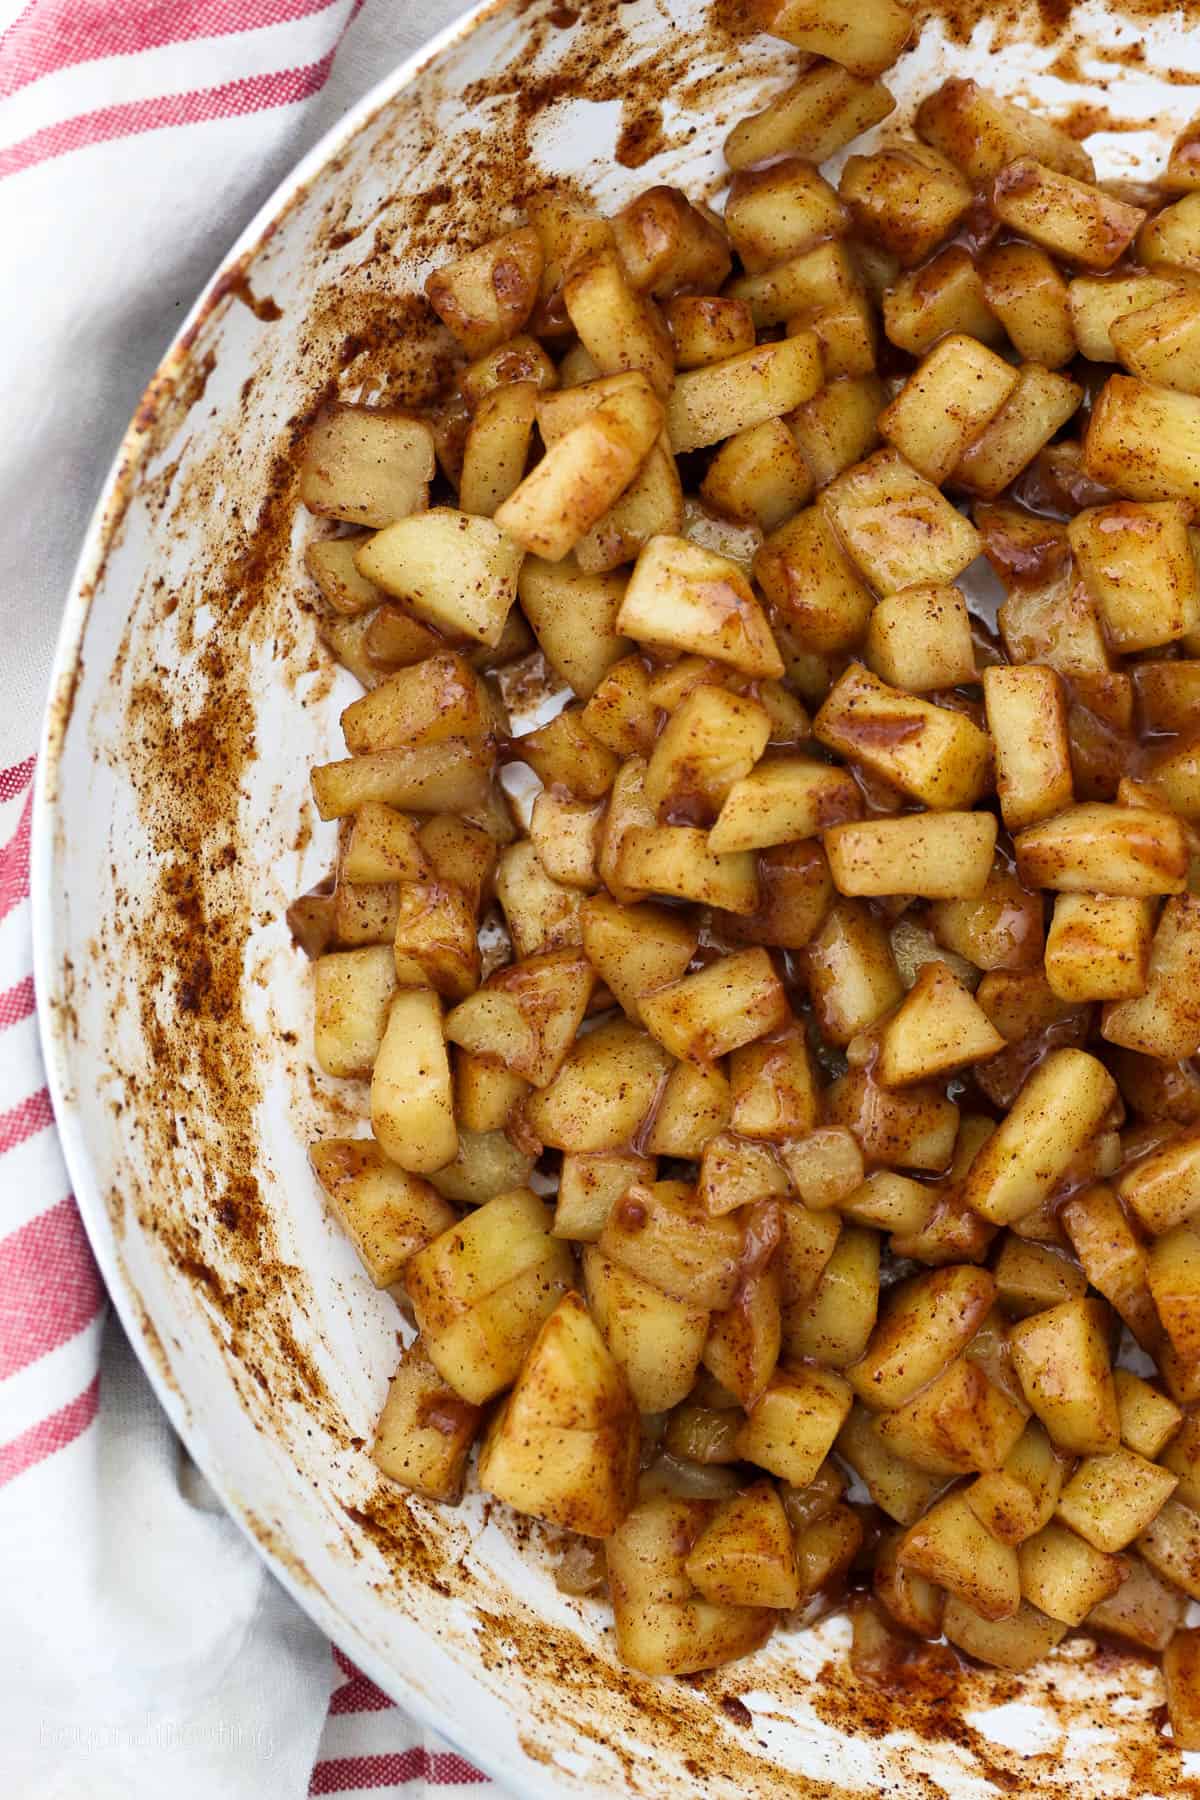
<box><xmin>0</xmin><ymin>4</ymin><xmax>493</xmax><ymax>1797</ymax></box>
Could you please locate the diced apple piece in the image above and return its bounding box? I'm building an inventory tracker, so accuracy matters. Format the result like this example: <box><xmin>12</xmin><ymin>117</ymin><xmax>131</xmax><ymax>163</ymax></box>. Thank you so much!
<box><xmin>639</xmin><ymin>948</ymin><xmax>788</xmax><ymax>1061</ymax></box>
<box><xmin>300</xmin><ymin>404</ymin><xmax>435</xmax><ymax>527</ymax></box>
<box><xmin>356</xmin><ymin>508</ymin><xmax>522</xmax><ymax>646</ymax></box>
<box><xmin>406</xmin><ymin>1188</ymin><xmax>575</xmax><ymax>1403</ymax></box>
<box><xmin>898</xmin><ymin>1490</ymin><xmax>1021</xmax><ymax>1621</ymax></box>
<box><xmin>735</xmin><ymin>1364</ymin><xmax>854</xmax><ymax>1487</ymax></box>
<box><xmin>962</xmin><ymin>1050</ymin><xmax>1118</xmax><ymax>1226</ymax></box>
<box><xmin>370</xmin><ymin>988</ymin><xmax>456</xmax><ymax>1174</ymax></box>
<box><xmin>310</xmin><ymin>1138</ymin><xmax>456</xmax><ymax>1285</ymax></box>
<box><xmin>1009</xmin><ymin>1298</ymin><xmax>1121</xmax><ymax>1455</ymax></box>
<box><xmin>444</xmin><ymin>950</ymin><xmax>593</xmax><ymax>1088</ymax></box>
<box><xmin>618</xmin><ymin>535</ymin><xmax>783</xmax><ymax>677</ymax></box>
<box><xmin>684</xmin><ymin>1482</ymin><xmax>800</xmax><ymax>1608</ymax></box>
<box><xmin>479</xmin><ymin>1293</ymin><xmax>638</xmax><ymax>1536</ymax></box>
<box><xmin>606</xmin><ymin>1497</ymin><xmax>774</xmax><ymax>1674</ymax></box>
<box><xmin>373</xmin><ymin>1339</ymin><xmax>482</xmax><ymax>1502</ymax></box>
<box><xmin>848</xmin><ymin>1264</ymin><xmax>995</xmax><ymax>1410</ymax></box>
<box><xmin>877</xmin><ymin>961</ymin><xmax>1005</xmax><ymax>1088</ymax></box>
<box><xmin>583</xmin><ymin>1247</ymin><xmax>708</xmax><ymax>1412</ymax></box>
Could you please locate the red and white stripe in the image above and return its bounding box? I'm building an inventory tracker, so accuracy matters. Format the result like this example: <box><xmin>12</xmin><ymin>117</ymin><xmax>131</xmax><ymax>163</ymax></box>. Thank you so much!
<box><xmin>0</xmin><ymin>0</ymin><xmax>492</xmax><ymax>1790</ymax></box>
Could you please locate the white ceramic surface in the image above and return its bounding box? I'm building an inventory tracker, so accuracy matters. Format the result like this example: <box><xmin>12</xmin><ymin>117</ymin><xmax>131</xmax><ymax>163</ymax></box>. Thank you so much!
<box><xmin>32</xmin><ymin>2</ymin><xmax>1200</xmax><ymax>1793</ymax></box>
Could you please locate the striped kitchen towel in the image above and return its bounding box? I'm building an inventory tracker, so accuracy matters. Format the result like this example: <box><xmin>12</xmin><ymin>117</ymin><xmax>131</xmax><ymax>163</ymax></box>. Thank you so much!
<box><xmin>0</xmin><ymin>3</ymin><xmax>494</xmax><ymax>1796</ymax></box>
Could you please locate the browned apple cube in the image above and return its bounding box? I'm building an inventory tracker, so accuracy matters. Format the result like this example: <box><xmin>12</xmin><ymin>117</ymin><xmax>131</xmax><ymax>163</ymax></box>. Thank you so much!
<box><xmin>1017</xmin><ymin>1521</ymin><xmax>1126</xmax><ymax>1625</ymax></box>
<box><xmin>724</xmin><ymin>61</ymin><xmax>896</xmax><ymax>171</ymax></box>
<box><xmin>598</xmin><ymin>1179</ymin><xmax>751</xmax><ymax>1310</ymax></box>
<box><xmin>663</xmin><ymin>295</ymin><xmax>755</xmax><ymax>369</ymax></box>
<box><xmin>611</xmin><ymin>186</ymin><xmax>730</xmax><ymax>298</ymax></box>
<box><xmin>667</xmin><ymin>333</ymin><xmax>822</xmax><ymax>455</ymax></box>
<box><xmin>618</xmin><ymin>535</ymin><xmax>783</xmax><ymax>677</ymax></box>
<box><xmin>1057</xmin><ymin>1447</ymin><xmax>1178</xmax><ymax>1553</ymax></box>
<box><xmin>1087</xmin><ymin>1553</ymin><xmax>1184</xmax><ymax>1651</ymax></box>
<box><xmin>848</xmin><ymin>1263</ymin><xmax>995</xmax><ymax>1410</ymax></box>
<box><xmin>979</xmin><ymin>241</ymin><xmax>1075</xmax><ymax>367</ymax></box>
<box><xmin>1103</xmin><ymin>896</ymin><xmax>1200</xmax><ymax>1059</ymax></box>
<box><xmin>1084</xmin><ymin>375</ymin><xmax>1200</xmax><ymax>505</ymax></box>
<box><xmin>991</xmin><ymin>160</ymin><xmax>1144</xmax><ymax>273</ymax></box>
<box><xmin>822</xmin><ymin>449</ymin><xmax>982</xmax><ymax>592</ymax></box>
<box><xmin>982</xmin><ymin>664</ymin><xmax>1073</xmax><ymax>832</ymax></box>
<box><xmin>814</xmin><ymin>663</ymin><xmax>991</xmax><ymax>809</ymax></box>
<box><xmin>606</xmin><ymin>1496</ymin><xmax>774</xmax><ymax>1674</ymax></box>
<box><xmin>898</xmin><ymin>1490</ymin><xmax>1021</xmax><ymax>1621</ymax></box>
<box><xmin>966</xmin><ymin>1419</ymin><xmax>1072</xmax><ymax>1547</ymax></box>
<box><xmin>426</xmin><ymin>225</ymin><xmax>543</xmax><ymax>355</ymax></box>
<box><xmin>915</xmin><ymin>78</ymin><xmax>1094</xmax><ymax>183</ymax></box>
<box><xmin>784</xmin><ymin>1224</ymin><xmax>880</xmax><ymax>1368</ymax></box>
<box><xmin>444</xmin><ymin>949</ymin><xmax>594</xmax><ymax>1087</ymax></box>
<box><xmin>883</xmin><ymin>246</ymin><xmax>1002</xmax><ymax>356</ymax></box>
<box><xmin>1015</xmin><ymin>804</ymin><xmax>1189</xmax><ymax>898</ymax></box>
<box><xmin>300</xmin><ymin>404</ymin><xmax>436</xmax><ymax>527</ymax></box>
<box><xmin>963</xmin><ymin>1050</ymin><xmax>1117</xmax><ymax>1227</ymax></box>
<box><xmin>1045</xmin><ymin>895</ymin><xmax>1155</xmax><ymax>1004</ymax></box>
<box><xmin>639</xmin><ymin>948</ymin><xmax>788</xmax><ymax>1061</ymax></box>
<box><xmin>878</xmin><ymin>1356</ymin><xmax>1027</xmax><ymax>1476</ymax></box>
<box><xmin>840</xmin><ymin>144</ymin><xmax>972</xmax><ymax>267</ymax></box>
<box><xmin>865</xmin><ymin>584</ymin><xmax>975</xmax><ymax>694</ymax></box>
<box><xmin>879</xmin><ymin>334</ymin><xmax>1018</xmax><ymax>484</ymax></box>
<box><xmin>826</xmin><ymin>813</ymin><xmax>998</xmax><ymax>901</ymax></box>
<box><xmin>1009</xmin><ymin>1297</ymin><xmax>1121</xmax><ymax>1455</ymax></box>
<box><xmin>749</xmin><ymin>0</ymin><xmax>912</xmax><ymax>75</ymax></box>
<box><xmin>735</xmin><ymin>1364</ymin><xmax>854</xmax><ymax>1486</ymax></box>
<box><xmin>478</xmin><ymin>1293</ymin><xmax>638</xmax><ymax>1537</ymax></box>
<box><xmin>373</xmin><ymin>1339</ymin><xmax>482</xmax><ymax>1503</ymax></box>
<box><xmin>684</xmin><ymin>1482</ymin><xmax>800</xmax><ymax>1609</ymax></box>
<box><xmin>563</xmin><ymin>251</ymin><xmax>674</xmax><ymax>398</ymax></box>
<box><xmin>954</xmin><ymin>365</ymin><xmax>1083</xmax><ymax>499</ymax></box>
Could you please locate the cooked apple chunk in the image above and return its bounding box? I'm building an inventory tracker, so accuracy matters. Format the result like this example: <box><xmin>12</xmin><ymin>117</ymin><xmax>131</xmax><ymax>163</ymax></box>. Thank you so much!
<box><xmin>639</xmin><ymin>948</ymin><xmax>789</xmax><ymax>1060</ymax></box>
<box><xmin>826</xmin><ymin>813</ymin><xmax>998</xmax><ymax>901</ymax></box>
<box><xmin>879</xmin><ymin>334</ymin><xmax>1018</xmax><ymax>485</ymax></box>
<box><xmin>300</xmin><ymin>404</ymin><xmax>435</xmax><ymax>527</ymax></box>
<box><xmin>425</xmin><ymin>225</ymin><xmax>543</xmax><ymax>354</ymax></box>
<box><xmin>749</xmin><ymin>0</ymin><xmax>912</xmax><ymax>75</ymax></box>
<box><xmin>370</xmin><ymin>988</ymin><xmax>457</xmax><ymax>1175</ymax></box>
<box><xmin>444</xmin><ymin>950</ymin><xmax>594</xmax><ymax>1087</ymax></box>
<box><xmin>877</xmin><ymin>961</ymin><xmax>1005</xmax><ymax>1087</ymax></box>
<box><xmin>309</xmin><ymin>1139</ymin><xmax>456</xmax><ymax>1286</ymax></box>
<box><xmin>478</xmin><ymin>1293</ymin><xmax>638</xmax><ymax>1536</ymax></box>
<box><xmin>915</xmin><ymin>78</ymin><xmax>1094</xmax><ymax>183</ymax></box>
<box><xmin>406</xmin><ymin>1188</ymin><xmax>574</xmax><ymax>1404</ymax></box>
<box><xmin>607</xmin><ymin>1497</ymin><xmax>774</xmax><ymax>1674</ymax></box>
<box><xmin>735</xmin><ymin>1364</ymin><xmax>853</xmax><ymax>1486</ymax></box>
<box><xmin>962</xmin><ymin>1050</ymin><xmax>1117</xmax><ymax>1227</ymax></box>
<box><xmin>355</xmin><ymin>508</ymin><xmax>523</xmax><ymax>646</ymax></box>
<box><xmin>822</xmin><ymin>449</ymin><xmax>982</xmax><ymax>592</ymax></box>
<box><xmin>373</xmin><ymin>1339</ymin><xmax>482</xmax><ymax>1503</ymax></box>
<box><xmin>667</xmin><ymin>332</ymin><xmax>822</xmax><ymax>454</ymax></box>
<box><xmin>684</xmin><ymin>1482</ymin><xmax>800</xmax><ymax>1609</ymax></box>
<box><xmin>898</xmin><ymin>1490</ymin><xmax>1021</xmax><ymax>1621</ymax></box>
<box><xmin>725</xmin><ymin>61</ymin><xmax>895</xmax><ymax>170</ymax></box>
<box><xmin>598</xmin><ymin>1179</ymin><xmax>753</xmax><ymax>1310</ymax></box>
<box><xmin>583</xmin><ymin>1247</ymin><xmax>708</xmax><ymax>1412</ymax></box>
<box><xmin>617</xmin><ymin>535</ymin><xmax>783</xmax><ymax>677</ymax></box>
<box><xmin>848</xmin><ymin>1264</ymin><xmax>995</xmax><ymax>1410</ymax></box>
<box><xmin>814</xmin><ymin>663</ymin><xmax>992</xmax><ymax>809</ymax></box>
<box><xmin>991</xmin><ymin>160</ymin><xmax>1144</xmax><ymax>273</ymax></box>
<box><xmin>1009</xmin><ymin>1298</ymin><xmax>1121</xmax><ymax>1455</ymax></box>
<box><xmin>495</xmin><ymin>377</ymin><xmax>663</xmax><ymax>560</ymax></box>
